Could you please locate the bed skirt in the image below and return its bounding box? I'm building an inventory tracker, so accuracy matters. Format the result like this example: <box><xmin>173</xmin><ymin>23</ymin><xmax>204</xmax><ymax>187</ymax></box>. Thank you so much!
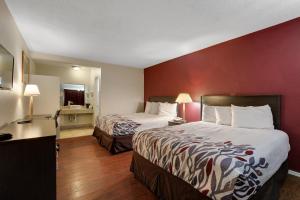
<box><xmin>130</xmin><ymin>151</ymin><xmax>288</xmax><ymax>200</ymax></box>
<box><xmin>92</xmin><ymin>126</ymin><xmax>133</xmax><ymax>154</ymax></box>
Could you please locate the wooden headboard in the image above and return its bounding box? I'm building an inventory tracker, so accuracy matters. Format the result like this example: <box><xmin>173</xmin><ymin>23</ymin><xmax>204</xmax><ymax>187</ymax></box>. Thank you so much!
<box><xmin>201</xmin><ymin>95</ymin><xmax>281</xmax><ymax>129</ymax></box>
<box><xmin>148</xmin><ymin>96</ymin><xmax>177</xmax><ymax>103</ymax></box>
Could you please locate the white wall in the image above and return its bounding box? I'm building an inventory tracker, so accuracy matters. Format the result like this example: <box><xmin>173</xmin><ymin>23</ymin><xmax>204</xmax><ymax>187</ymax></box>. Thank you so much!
<box><xmin>30</xmin><ymin>74</ymin><xmax>60</xmax><ymax>115</ymax></box>
<box><xmin>35</xmin><ymin>62</ymin><xmax>94</xmax><ymax>106</ymax></box>
<box><xmin>0</xmin><ymin>0</ymin><xmax>35</xmax><ymax>126</ymax></box>
<box><xmin>33</xmin><ymin>54</ymin><xmax>144</xmax><ymax>116</ymax></box>
<box><xmin>89</xmin><ymin>67</ymin><xmax>101</xmax><ymax>123</ymax></box>
<box><xmin>34</xmin><ymin>62</ymin><xmax>91</xmax><ymax>88</ymax></box>
<box><xmin>100</xmin><ymin>64</ymin><xmax>144</xmax><ymax>115</ymax></box>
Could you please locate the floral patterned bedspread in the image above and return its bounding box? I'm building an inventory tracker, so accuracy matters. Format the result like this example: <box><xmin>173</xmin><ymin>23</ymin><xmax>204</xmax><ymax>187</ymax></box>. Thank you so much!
<box><xmin>133</xmin><ymin>121</ymin><xmax>290</xmax><ymax>200</ymax></box>
<box><xmin>96</xmin><ymin>114</ymin><xmax>141</xmax><ymax>136</ymax></box>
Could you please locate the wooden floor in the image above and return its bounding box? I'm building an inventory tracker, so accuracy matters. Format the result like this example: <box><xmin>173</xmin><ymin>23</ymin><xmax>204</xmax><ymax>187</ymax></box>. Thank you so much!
<box><xmin>57</xmin><ymin>136</ymin><xmax>300</xmax><ymax>200</ymax></box>
<box><xmin>57</xmin><ymin>136</ymin><xmax>155</xmax><ymax>200</ymax></box>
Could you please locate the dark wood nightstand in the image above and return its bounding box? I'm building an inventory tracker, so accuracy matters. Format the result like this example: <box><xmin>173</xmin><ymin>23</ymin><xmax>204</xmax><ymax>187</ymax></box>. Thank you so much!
<box><xmin>168</xmin><ymin>120</ymin><xmax>186</xmax><ymax>126</ymax></box>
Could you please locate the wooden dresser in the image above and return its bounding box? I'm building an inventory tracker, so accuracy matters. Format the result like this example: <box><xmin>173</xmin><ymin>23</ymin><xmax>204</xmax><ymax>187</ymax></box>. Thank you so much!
<box><xmin>0</xmin><ymin>118</ymin><xmax>56</xmax><ymax>200</ymax></box>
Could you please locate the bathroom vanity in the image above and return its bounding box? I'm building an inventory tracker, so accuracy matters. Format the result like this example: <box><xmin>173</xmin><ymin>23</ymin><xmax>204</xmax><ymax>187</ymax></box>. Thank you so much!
<box><xmin>60</xmin><ymin>105</ymin><xmax>94</xmax><ymax>129</ymax></box>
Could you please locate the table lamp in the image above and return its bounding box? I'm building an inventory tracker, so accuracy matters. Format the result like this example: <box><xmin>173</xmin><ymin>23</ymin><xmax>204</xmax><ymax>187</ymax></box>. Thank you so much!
<box><xmin>24</xmin><ymin>84</ymin><xmax>40</xmax><ymax>119</ymax></box>
<box><xmin>176</xmin><ymin>93</ymin><xmax>192</xmax><ymax>120</ymax></box>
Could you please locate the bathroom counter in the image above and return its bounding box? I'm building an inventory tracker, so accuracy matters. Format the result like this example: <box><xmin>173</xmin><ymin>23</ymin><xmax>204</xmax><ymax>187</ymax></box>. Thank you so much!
<box><xmin>60</xmin><ymin>108</ymin><xmax>93</xmax><ymax>115</ymax></box>
<box><xmin>59</xmin><ymin>106</ymin><xmax>94</xmax><ymax>130</ymax></box>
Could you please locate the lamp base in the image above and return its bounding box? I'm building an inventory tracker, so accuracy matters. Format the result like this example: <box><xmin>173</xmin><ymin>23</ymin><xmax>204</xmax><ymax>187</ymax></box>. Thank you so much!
<box><xmin>182</xmin><ymin>103</ymin><xmax>186</xmax><ymax>121</ymax></box>
<box><xmin>29</xmin><ymin>96</ymin><xmax>34</xmax><ymax>117</ymax></box>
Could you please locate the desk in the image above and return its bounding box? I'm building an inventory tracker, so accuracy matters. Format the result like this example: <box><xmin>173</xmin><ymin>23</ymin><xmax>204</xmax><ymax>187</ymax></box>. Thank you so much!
<box><xmin>0</xmin><ymin>118</ymin><xmax>56</xmax><ymax>200</ymax></box>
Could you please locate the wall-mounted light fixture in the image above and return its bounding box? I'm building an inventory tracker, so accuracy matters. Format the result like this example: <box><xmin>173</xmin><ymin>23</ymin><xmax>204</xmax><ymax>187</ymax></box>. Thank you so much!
<box><xmin>72</xmin><ymin>65</ymin><xmax>80</xmax><ymax>71</ymax></box>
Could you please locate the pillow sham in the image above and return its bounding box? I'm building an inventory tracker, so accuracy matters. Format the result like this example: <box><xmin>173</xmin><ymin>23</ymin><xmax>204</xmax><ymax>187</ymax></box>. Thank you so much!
<box><xmin>202</xmin><ymin>104</ymin><xmax>216</xmax><ymax>123</ymax></box>
<box><xmin>215</xmin><ymin>106</ymin><xmax>232</xmax><ymax>125</ymax></box>
<box><xmin>158</xmin><ymin>102</ymin><xmax>177</xmax><ymax>117</ymax></box>
<box><xmin>149</xmin><ymin>102</ymin><xmax>159</xmax><ymax>115</ymax></box>
<box><xmin>144</xmin><ymin>101</ymin><xmax>152</xmax><ymax>113</ymax></box>
<box><xmin>231</xmin><ymin>105</ymin><xmax>274</xmax><ymax>129</ymax></box>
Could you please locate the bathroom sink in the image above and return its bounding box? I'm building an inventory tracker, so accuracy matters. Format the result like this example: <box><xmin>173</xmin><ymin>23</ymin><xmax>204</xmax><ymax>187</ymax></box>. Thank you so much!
<box><xmin>69</xmin><ymin>105</ymin><xmax>82</xmax><ymax>109</ymax></box>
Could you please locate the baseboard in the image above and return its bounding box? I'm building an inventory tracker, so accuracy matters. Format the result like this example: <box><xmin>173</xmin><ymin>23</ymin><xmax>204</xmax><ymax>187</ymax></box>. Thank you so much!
<box><xmin>60</xmin><ymin>124</ymin><xmax>93</xmax><ymax>130</ymax></box>
<box><xmin>288</xmin><ymin>170</ymin><xmax>300</xmax><ymax>177</ymax></box>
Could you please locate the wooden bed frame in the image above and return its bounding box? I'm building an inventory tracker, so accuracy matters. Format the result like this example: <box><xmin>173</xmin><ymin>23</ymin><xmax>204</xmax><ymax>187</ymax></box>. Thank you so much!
<box><xmin>131</xmin><ymin>95</ymin><xmax>288</xmax><ymax>200</ymax></box>
<box><xmin>93</xmin><ymin>96</ymin><xmax>178</xmax><ymax>154</ymax></box>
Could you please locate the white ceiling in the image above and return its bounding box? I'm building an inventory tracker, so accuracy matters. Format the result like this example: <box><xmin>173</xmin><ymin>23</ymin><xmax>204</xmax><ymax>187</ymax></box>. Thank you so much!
<box><xmin>5</xmin><ymin>0</ymin><xmax>300</xmax><ymax>68</ymax></box>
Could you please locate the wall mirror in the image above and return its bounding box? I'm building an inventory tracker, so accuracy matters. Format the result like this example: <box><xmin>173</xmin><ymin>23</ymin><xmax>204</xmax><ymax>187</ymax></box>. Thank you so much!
<box><xmin>62</xmin><ymin>83</ymin><xmax>85</xmax><ymax>106</ymax></box>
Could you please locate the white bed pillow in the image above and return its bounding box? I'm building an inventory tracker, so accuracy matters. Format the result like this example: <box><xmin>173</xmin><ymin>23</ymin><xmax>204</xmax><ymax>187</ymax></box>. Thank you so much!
<box><xmin>144</xmin><ymin>101</ymin><xmax>152</xmax><ymax>113</ymax></box>
<box><xmin>231</xmin><ymin>105</ymin><xmax>274</xmax><ymax>129</ymax></box>
<box><xmin>158</xmin><ymin>102</ymin><xmax>177</xmax><ymax>117</ymax></box>
<box><xmin>149</xmin><ymin>102</ymin><xmax>159</xmax><ymax>115</ymax></box>
<box><xmin>202</xmin><ymin>104</ymin><xmax>216</xmax><ymax>123</ymax></box>
<box><xmin>215</xmin><ymin>106</ymin><xmax>232</xmax><ymax>125</ymax></box>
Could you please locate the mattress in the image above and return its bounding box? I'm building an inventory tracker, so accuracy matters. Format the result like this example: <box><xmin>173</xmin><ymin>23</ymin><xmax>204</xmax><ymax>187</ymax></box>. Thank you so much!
<box><xmin>132</xmin><ymin>121</ymin><xmax>290</xmax><ymax>200</ymax></box>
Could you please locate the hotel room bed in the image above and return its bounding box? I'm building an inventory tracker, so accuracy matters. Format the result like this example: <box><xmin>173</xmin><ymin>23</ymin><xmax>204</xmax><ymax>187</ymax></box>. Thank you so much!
<box><xmin>93</xmin><ymin>96</ymin><xmax>177</xmax><ymax>154</ymax></box>
<box><xmin>130</xmin><ymin>95</ymin><xmax>290</xmax><ymax>200</ymax></box>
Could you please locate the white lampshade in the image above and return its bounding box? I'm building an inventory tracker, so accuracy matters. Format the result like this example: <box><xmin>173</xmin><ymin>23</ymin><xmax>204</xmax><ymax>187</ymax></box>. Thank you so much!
<box><xmin>24</xmin><ymin>84</ymin><xmax>40</xmax><ymax>96</ymax></box>
<box><xmin>176</xmin><ymin>93</ymin><xmax>193</xmax><ymax>103</ymax></box>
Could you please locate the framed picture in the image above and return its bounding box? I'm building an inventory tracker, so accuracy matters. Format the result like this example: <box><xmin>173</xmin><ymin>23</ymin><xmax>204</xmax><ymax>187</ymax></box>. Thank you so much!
<box><xmin>22</xmin><ymin>51</ymin><xmax>30</xmax><ymax>83</ymax></box>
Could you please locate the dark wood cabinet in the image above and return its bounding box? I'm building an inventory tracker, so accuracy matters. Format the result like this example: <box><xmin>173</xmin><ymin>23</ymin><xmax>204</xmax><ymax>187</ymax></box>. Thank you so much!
<box><xmin>0</xmin><ymin>118</ymin><xmax>56</xmax><ymax>200</ymax></box>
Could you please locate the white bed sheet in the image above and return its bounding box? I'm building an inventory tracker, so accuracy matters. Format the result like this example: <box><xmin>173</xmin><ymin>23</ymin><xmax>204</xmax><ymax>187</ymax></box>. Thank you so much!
<box><xmin>123</xmin><ymin>113</ymin><xmax>174</xmax><ymax>132</ymax></box>
<box><xmin>180</xmin><ymin>121</ymin><xmax>290</xmax><ymax>186</ymax></box>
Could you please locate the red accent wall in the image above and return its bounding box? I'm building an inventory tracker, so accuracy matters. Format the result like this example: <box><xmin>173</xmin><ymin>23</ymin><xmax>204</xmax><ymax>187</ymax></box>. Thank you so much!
<box><xmin>144</xmin><ymin>18</ymin><xmax>300</xmax><ymax>172</ymax></box>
